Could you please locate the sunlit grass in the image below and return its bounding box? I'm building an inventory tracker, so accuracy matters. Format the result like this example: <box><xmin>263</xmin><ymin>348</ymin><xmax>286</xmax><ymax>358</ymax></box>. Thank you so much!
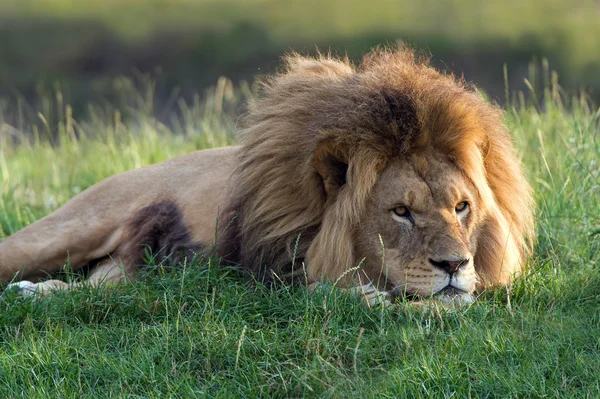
<box><xmin>0</xmin><ymin>74</ymin><xmax>598</xmax><ymax>397</ymax></box>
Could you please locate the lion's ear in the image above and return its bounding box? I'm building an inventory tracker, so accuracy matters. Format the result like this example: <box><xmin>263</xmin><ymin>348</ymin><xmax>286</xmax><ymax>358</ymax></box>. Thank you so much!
<box><xmin>314</xmin><ymin>139</ymin><xmax>349</xmax><ymax>199</ymax></box>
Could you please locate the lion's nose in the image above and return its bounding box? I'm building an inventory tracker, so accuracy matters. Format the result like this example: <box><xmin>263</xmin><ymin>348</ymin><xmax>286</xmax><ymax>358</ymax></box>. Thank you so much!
<box><xmin>429</xmin><ymin>258</ymin><xmax>469</xmax><ymax>275</ymax></box>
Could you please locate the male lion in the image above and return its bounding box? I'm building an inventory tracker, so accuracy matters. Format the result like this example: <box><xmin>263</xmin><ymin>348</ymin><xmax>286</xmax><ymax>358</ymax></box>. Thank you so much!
<box><xmin>0</xmin><ymin>47</ymin><xmax>535</xmax><ymax>305</ymax></box>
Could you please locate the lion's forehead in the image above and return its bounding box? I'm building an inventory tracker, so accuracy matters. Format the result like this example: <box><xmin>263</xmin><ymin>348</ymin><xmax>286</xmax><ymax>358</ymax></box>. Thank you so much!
<box><xmin>375</xmin><ymin>155</ymin><xmax>471</xmax><ymax>210</ymax></box>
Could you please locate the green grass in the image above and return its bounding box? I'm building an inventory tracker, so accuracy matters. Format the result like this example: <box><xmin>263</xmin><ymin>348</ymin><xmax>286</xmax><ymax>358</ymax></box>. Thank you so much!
<box><xmin>0</xmin><ymin>76</ymin><xmax>599</xmax><ymax>397</ymax></box>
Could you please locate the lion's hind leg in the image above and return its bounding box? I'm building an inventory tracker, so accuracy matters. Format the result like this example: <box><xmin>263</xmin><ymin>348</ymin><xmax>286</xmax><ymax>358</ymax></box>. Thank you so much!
<box><xmin>0</xmin><ymin>212</ymin><xmax>126</xmax><ymax>283</ymax></box>
<box><xmin>0</xmin><ymin>176</ymin><xmax>136</xmax><ymax>282</ymax></box>
<box><xmin>3</xmin><ymin>258</ymin><xmax>132</xmax><ymax>297</ymax></box>
<box><xmin>3</xmin><ymin>201</ymin><xmax>204</xmax><ymax>297</ymax></box>
<box><xmin>3</xmin><ymin>280</ymin><xmax>69</xmax><ymax>297</ymax></box>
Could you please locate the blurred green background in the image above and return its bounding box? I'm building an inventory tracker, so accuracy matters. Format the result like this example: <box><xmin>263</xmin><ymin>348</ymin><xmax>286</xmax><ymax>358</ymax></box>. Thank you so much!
<box><xmin>1</xmin><ymin>0</ymin><xmax>599</xmax><ymax>124</ymax></box>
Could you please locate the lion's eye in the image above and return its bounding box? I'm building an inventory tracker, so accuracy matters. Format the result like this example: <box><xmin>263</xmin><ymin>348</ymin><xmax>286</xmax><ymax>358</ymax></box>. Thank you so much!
<box><xmin>392</xmin><ymin>206</ymin><xmax>410</xmax><ymax>218</ymax></box>
<box><xmin>455</xmin><ymin>201</ymin><xmax>469</xmax><ymax>213</ymax></box>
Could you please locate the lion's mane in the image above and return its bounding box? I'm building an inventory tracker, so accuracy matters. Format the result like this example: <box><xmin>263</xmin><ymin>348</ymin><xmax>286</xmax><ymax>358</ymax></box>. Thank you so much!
<box><xmin>218</xmin><ymin>47</ymin><xmax>535</xmax><ymax>288</ymax></box>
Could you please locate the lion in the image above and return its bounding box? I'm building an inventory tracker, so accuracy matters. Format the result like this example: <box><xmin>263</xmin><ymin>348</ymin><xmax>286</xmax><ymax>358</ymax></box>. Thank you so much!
<box><xmin>0</xmin><ymin>47</ymin><xmax>535</xmax><ymax>305</ymax></box>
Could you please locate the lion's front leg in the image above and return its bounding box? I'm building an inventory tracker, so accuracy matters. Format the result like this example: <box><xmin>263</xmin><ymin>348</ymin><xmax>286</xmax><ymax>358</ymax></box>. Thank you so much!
<box><xmin>308</xmin><ymin>281</ymin><xmax>396</xmax><ymax>308</ymax></box>
<box><xmin>344</xmin><ymin>282</ymin><xmax>396</xmax><ymax>308</ymax></box>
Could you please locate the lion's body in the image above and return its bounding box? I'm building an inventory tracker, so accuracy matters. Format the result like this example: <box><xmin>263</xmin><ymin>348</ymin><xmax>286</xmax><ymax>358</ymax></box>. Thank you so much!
<box><xmin>0</xmin><ymin>47</ymin><xmax>534</xmax><ymax>302</ymax></box>
<box><xmin>0</xmin><ymin>146</ymin><xmax>237</xmax><ymax>285</ymax></box>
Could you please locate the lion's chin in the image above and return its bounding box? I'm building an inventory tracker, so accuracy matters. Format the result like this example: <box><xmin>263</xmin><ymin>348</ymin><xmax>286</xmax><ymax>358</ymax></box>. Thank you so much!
<box><xmin>433</xmin><ymin>286</ymin><xmax>475</xmax><ymax>305</ymax></box>
<box><xmin>391</xmin><ymin>285</ymin><xmax>475</xmax><ymax>305</ymax></box>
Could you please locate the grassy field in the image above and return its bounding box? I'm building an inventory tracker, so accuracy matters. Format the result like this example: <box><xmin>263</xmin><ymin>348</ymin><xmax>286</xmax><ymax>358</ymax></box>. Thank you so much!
<box><xmin>0</xmin><ymin>76</ymin><xmax>599</xmax><ymax>397</ymax></box>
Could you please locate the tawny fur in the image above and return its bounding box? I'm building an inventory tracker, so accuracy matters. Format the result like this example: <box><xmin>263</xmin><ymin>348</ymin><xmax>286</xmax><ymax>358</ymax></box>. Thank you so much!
<box><xmin>0</xmin><ymin>46</ymin><xmax>535</xmax><ymax>299</ymax></box>
<box><xmin>0</xmin><ymin>147</ymin><xmax>237</xmax><ymax>282</ymax></box>
<box><xmin>218</xmin><ymin>47</ymin><xmax>534</xmax><ymax>289</ymax></box>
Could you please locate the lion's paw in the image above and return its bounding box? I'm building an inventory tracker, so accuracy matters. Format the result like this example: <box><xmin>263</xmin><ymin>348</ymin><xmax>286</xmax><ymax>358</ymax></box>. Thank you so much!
<box><xmin>351</xmin><ymin>283</ymin><xmax>396</xmax><ymax>308</ymax></box>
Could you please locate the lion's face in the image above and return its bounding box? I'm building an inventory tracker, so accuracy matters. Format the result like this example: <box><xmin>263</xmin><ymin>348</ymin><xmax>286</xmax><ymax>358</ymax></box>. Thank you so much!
<box><xmin>356</xmin><ymin>151</ymin><xmax>480</xmax><ymax>302</ymax></box>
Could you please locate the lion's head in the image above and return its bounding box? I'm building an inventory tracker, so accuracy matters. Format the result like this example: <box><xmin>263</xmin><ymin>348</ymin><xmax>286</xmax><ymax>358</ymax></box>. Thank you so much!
<box><xmin>356</xmin><ymin>153</ymin><xmax>482</xmax><ymax>301</ymax></box>
<box><xmin>218</xmin><ymin>46</ymin><xmax>535</xmax><ymax>302</ymax></box>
